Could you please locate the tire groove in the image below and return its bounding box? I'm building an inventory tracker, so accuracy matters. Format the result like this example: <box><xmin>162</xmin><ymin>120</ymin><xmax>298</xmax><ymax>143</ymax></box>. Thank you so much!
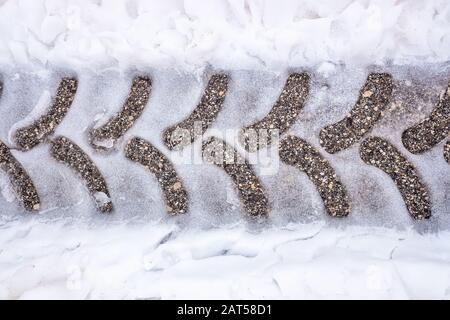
<box><xmin>360</xmin><ymin>136</ymin><xmax>431</xmax><ymax>220</ymax></box>
<box><xmin>50</xmin><ymin>136</ymin><xmax>113</xmax><ymax>212</ymax></box>
<box><xmin>90</xmin><ymin>76</ymin><xmax>151</xmax><ymax>151</ymax></box>
<box><xmin>202</xmin><ymin>137</ymin><xmax>269</xmax><ymax>217</ymax></box>
<box><xmin>163</xmin><ymin>74</ymin><xmax>228</xmax><ymax>150</ymax></box>
<box><xmin>124</xmin><ymin>137</ymin><xmax>188</xmax><ymax>215</ymax></box>
<box><xmin>279</xmin><ymin>135</ymin><xmax>350</xmax><ymax>217</ymax></box>
<box><xmin>402</xmin><ymin>81</ymin><xmax>450</xmax><ymax>154</ymax></box>
<box><xmin>320</xmin><ymin>73</ymin><xmax>393</xmax><ymax>154</ymax></box>
<box><xmin>240</xmin><ymin>73</ymin><xmax>310</xmax><ymax>152</ymax></box>
<box><xmin>14</xmin><ymin>78</ymin><xmax>78</xmax><ymax>150</ymax></box>
<box><xmin>0</xmin><ymin>140</ymin><xmax>40</xmax><ymax>211</ymax></box>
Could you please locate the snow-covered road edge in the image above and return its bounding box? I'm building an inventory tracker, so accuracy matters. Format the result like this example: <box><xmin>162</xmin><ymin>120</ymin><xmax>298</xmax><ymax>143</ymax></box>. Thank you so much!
<box><xmin>1</xmin><ymin>220</ymin><xmax>449</xmax><ymax>299</ymax></box>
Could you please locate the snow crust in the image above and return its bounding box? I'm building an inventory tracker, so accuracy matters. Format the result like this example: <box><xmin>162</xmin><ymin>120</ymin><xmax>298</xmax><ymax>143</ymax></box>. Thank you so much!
<box><xmin>1</xmin><ymin>0</ymin><xmax>450</xmax><ymax>72</ymax></box>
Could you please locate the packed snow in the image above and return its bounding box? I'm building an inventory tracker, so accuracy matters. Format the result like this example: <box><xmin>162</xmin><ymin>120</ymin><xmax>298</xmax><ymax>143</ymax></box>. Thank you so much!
<box><xmin>1</xmin><ymin>0</ymin><xmax>450</xmax><ymax>299</ymax></box>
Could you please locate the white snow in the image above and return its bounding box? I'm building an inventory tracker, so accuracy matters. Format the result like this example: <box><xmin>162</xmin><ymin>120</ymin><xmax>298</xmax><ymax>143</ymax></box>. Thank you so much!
<box><xmin>0</xmin><ymin>173</ymin><xmax>16</xmax><ymax>203</ymax></box>
<box><xmin>1</xmin><ymin>0</ymin><xmax>450</xmax><ymax>72</ymax></box>
<box><xmin>0</xmin><ymin>220</ymin><xmax>449</xmax><ymax>299</ymax></box>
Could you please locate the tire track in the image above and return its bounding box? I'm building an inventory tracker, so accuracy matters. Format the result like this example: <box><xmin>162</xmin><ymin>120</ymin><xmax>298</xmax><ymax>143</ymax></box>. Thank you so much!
<box><xmin>402</xmin><ymin>81</ymin><xmax>450</xmax><ymax>154</ymax></box>
<box><xmin>239</xmin><ymin>73</ymin><xmax>310</xmax><ymax>152</ymax></box>
<box><xmin>319</xmin><ymin>73</ymin><xmax>393</xmax><ymax>154</ymax></box>
<box><xmin>202</xmin><ymin>137</ymin><xmax>269</xmax><ymax>217</ymax></box>
<box><xmin>279</xmin><ymin>135</ymin><xmax>350</xmax><ymax>217</ymax></box>
<box><xmin>50</xmin><ymin>136</ymin><xmax>113</xmax><ymax>212</ymax></box>
<box><xmin>14</xmin><ymin>78</ymin><xmax>78</xmax><ymax>150</ymax></box>
<box><xmin>0</xmin><ymin>140</ymin><xmax>40</xmax><ymax>211</ymax></box>
<box><xmin>360</xmin><ymin>136</ymin><xmax>431</xmax><ymax>220</ymax></box>
<box><xmin>0</xmin><ymin>70</ymin><xmax>444</xmax><ymax>222</ymax></box>
<box><xmin>163</xmin><ymin>74</ymin><xmax>228</xmax><ymax>150</ymax></box>
<box><xmin>90</xmin><ymin>76</ymin><xmax>151</xmax><ymax>151</ymax></box>
<box><xmin>124</xmin><ymin>137</ymin><xmax>188</xmax><ymax>215</ymax></box>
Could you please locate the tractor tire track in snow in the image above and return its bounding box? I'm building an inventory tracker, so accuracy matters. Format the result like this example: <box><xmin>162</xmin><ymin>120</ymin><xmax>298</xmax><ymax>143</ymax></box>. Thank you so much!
<box><xmin>0</xmin><ymin>70</ymin><xmax>445</xmax><ymax>223</ymax></box>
